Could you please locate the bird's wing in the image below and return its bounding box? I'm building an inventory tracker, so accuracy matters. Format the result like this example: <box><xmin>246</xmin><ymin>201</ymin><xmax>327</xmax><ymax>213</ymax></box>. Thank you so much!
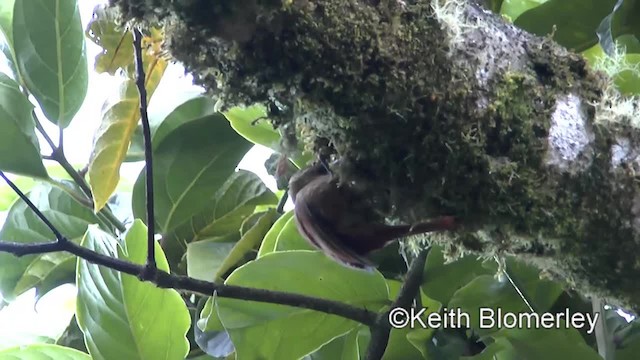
<box><xmin>294</xmin><ymin>183</ymin><xmax>375</xmax><ymax>271</ymax></box>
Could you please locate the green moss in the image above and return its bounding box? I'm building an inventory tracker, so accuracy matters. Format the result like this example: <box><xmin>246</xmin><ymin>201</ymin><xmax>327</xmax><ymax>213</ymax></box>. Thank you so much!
<box><xmin>112</xmin><ymin>0</ymin><xmax>640</xmax><ymax>310</ymax></box>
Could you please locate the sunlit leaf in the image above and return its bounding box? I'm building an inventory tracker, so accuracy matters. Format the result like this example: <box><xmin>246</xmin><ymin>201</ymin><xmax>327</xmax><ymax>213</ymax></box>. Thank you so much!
<box><xmin>0</xmin><ymin>344</ymin><xmax>91</xmax><ymax>359</ymax></box>
<box><xmin>0</xmin><ymin>183</ymin><xmax>105</xmax><ymax>300</ymax></box>
<box><xmin>216</xmin><ymin>251</ymin><xmax>389</xmax><ymax>360</ymax></box>
<box><xmin>75</xmin><ymin>221</ymin><xmax>190</xmax><ymax>360</ymax></box>
<box><xmin>165</xmin><ymin>169</ymin><xmax>276</xmax><ymax>269</ymax></box>
<box><xmin>515</xmin><ymin>0</ymin><xmax>618</xmax><ymax>51</ymax></box>
<box><xmin>88</xmin><ymin>52</ymin><xmax>168</xmax><ymax>212</ymax></box>
<box><xmin>13</xmin><ymin>0</ymin><xmax>88</xmax><ymax>127</ymax></box>
<box><xmin>0</xmin><ymin>73</ymin><xmax>47</xmax><ymax>178</ymax></box>
<box><xmin>132</xmin><ymin>116</ymin><xmax>252</xmax><ymax>234</ymax></box>
<box><xmin>224</xmin><ymin>105</ymin><xmax>312</xmax><ymax>167</ymax></box>
<box><xmin>212</xmin><ymin>209</ymin><xmax>277</xmax><ymax>280</ymax></box>
<box><xmin>256</xmin><ymin>210</ymin><xmax>293</xmax><ymax>257</ymax></box>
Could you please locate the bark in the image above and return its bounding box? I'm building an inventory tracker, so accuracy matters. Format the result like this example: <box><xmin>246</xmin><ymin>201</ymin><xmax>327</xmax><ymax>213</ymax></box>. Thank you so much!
<box><xmin>113</xmin><ymin>0</ymin><xmax>640</xmax><ymax>312</ymax></box>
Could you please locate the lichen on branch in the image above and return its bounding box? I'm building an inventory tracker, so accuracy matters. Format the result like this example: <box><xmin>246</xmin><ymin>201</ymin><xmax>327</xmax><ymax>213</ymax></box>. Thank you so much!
<box><xmin>112</xmin><ymin>0</ymin><xmax>640</xmax><ymax>311</ymax></box>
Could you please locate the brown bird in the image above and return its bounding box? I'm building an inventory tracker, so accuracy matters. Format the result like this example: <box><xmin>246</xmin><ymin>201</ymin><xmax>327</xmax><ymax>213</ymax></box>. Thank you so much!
<box><xmin>288</xmin><ymin>162</ymin><xmax>456</xmax><ymax>270</ymax></box>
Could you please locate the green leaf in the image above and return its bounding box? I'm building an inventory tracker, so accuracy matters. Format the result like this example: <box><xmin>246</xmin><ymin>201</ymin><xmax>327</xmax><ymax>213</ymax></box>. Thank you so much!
<box><xmin>0</xmin><ymin>344</ymin><xmax>91</xmax><ymax>359</ymax></box>
<box><xmin>161</xmin><ymin>169</ymin><xmax>276</xmax><ymax>269</ymax></box>
<box><xmin>187</xmin><ymin>240</ymin><xmax>236</xmax><ymax>281</ymax></box>
<box><xmin>126</xmin><ymin>93</ymin><xmax>212</xmax><ymax>161</ymax></box>
<box><xmin>56</xmin><ymin>316</ymin><xmax>87</xmax><ymax>354</ymax></box>
<box><xmin>0</xmin><ymin>183</ymin><xmax>104</xmax><ymax>300</ymax></box>
<box><xmin>618</xmin><ymin>332</ymin><xmax>640</xmax><ymax>360</ymax></box>
<box><xmin>216</xmin><ymin>251</ymin><xmax>389</xmax><ymax>360</ymax></box>
<box><xmin>152</xmin><ymin>95</ymin><xmax>219</xmax><ymax>149</ymax></box>
<box><xmin>224</xmin><ymin>105</ymin><xmax>312</xmax><ymax>167</ymax></box>
<box><xmin>0</xmin><ymin>1</ymin><xmax>15</xmax><ymax>47</ymax></box>
<box><xmin>132</xmin><ymin>115</ymin><xmax>252</xmax><ymax>234</ymax></box>
<box><xmin>500</xmin><ymin>0</ymin><xmax>549</xmax><ymax>21</ymax></box>
<box><xmin>614</xmin><ymin>54</ymin><xmax>640</xmax><ymax>95</ymax></box>
<box><xmin>75</xmin><ymin>221</ymin><xmax>190</xmax><ymax>360</ymax></box>
<box><xmin>381</xmin><ymin>281</ymin><xmax>435</xmax><ymax>360</ymax></box>
<box><xmin>224</xmin><ymin>105</ymin><xmax>280</xmax><ymax>151</ymax></box>
<box><xmin>306</xmin><ymin>329</ymin><xmax>360</xmax><ymax>360</ymax></box>
<box><xmin>421</xmin><ymin>246</ymin><xmax>493</xmax><ymax>305</ymax></box>
<box><xmin>448</xmin><ymin>260</ymin><xmax>563</xmax><ymax>335</ymax></box>
<box><xmin>274</xmin><ymin>213</ymin><xmax>315</xmax><ymax>252</ymax></box>
<box><xmin>496</xmin><ymin>328</ymin><xmax>601</xmax><ymax>359</ymax></box>
<box><xmin>12</xmin><ymin>0</ymin><xmax>88</xmax><ymax>127</ymax></box>
<box><xmin>213</xmin><ymin>209</ymin><xmax>278</xmax><ymax>280</ymax></box>
<box><xmin>463</xmin><ymin>337</ymin><xmax>517</xmax><ymax>360</ymax></box>
<box><xmin>13</xmin><ymin>252</ymin><xmax>76</xmax><ymax>299</ymax></box>
<box><xmin>515</xmin><ymin>0</ymin><xmax>618</xmax><ymax>51</ymax></box>
<box><xmin>0</xmin><ymin>163</ymin><xmax>77</xmax><ymax>211</ymax></box>
<box><xmin>0</xmin><ymin>73</ymin><xmax>47</xmax><ymax>178</ymax></box>
<box><xmin>256</xmin><ymin>210</ymin><xmax>293</xmax><ymax>257</ymax></box>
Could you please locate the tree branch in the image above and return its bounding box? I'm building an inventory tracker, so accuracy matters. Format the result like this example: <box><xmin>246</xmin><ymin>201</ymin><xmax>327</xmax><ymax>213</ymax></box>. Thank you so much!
<box><xmin>0</xmin><ymin>170</ymin><xmax>377</xmax><ymax>327</ymax></box>
<box><xmin>0</xmin><ymin>237</ymin><xmax>377</xmax><ymax>326</ymax></box>
<box><xmin>132</xmin><ymin>27</ymin><xmax>157</xmax><ymax>274</ymax></box>
<box><xmin>364</xmin><ymin>249</ymin><xmax>429</xmax><ymax>360</ymax></box>
<box><xmin>34</xmin><ymin>115</ymin><xmax>126</xmax><ymax>233</ymax></box>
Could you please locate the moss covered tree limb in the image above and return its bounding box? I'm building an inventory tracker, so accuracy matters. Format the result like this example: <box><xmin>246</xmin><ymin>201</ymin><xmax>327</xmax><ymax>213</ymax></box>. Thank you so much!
<box><xmin>112</xmin><ymin>0</ymin><xmax>640</xmax><ymax>311</ymax></box>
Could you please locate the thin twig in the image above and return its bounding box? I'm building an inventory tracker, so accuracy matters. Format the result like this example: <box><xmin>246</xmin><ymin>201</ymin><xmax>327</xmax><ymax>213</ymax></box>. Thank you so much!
<box><xmin>34</xmin><ymin>115</ymin><xmax>126</xmax><ymax>233</ymax></box>
<box><xmin>132</xmin><ymin>28</ymin><xmax>156</xmax><ymax>273</ymax></box>
<box><xmin>364</xmin><ymin>248</ymin><xmax>429</xmax><ymax>360</ymax></box>
<box><xmin>276</xmin><ymin>191</ymin><xmax>289</xmax><ymax>214</ymax></box>
<box><xmin>0</xmin><ymin>171</ymin><xmax>65</xmax><ymax>241</ymax></box>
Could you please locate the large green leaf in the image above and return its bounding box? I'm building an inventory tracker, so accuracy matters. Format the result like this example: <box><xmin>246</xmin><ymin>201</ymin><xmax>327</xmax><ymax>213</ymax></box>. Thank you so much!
<box><xmin>0</xmin><ymin>1</ymin><xmax>15</xmax><ymax>46</ymax></box>
<box><xmin>75</xmin><ymin>221</ymin><xmax>190</xmax><ymax>360</ymax></box>
<box><xmin>488</xmin><ymin>328</ymin><xmax>601</xmax><ymax>360</ymax></box>
<box><xmin>0</xmin><ymin>162</ymin><xmax>84</xmax><ymax>211</ymax></box>
<box><xmin>212</xmin><ymin>209</ymin><xmax>277</xmax><ymax>280</ymax></box>
<box><xmin>132</xmin><ymin>118</ymin><xmax>252</xmax><ymax>233</ymax></box>
<box><xmin>0</xmin><ymin>344</ymin><xmax>91</xmax><ymax>359</ymax></box>
<box><xmin>216</xmin><ymin>251</ymin><xmax>389</xmax><ymax>360</ymax></box>
<box><xmin>12</xmin><ymin>0</ymin><xmax>87</xmax><ymax>127</ymax></box>
<box><xmin>448</xmin><ymin>259</ymin><xmax>563</xmax><ymax>335</ymax></box>
<box><xmin>306</xmin><ymin>329</ymin><xmax>360</xmax><ymax>360</ymax></box>
<box><xmin>0</xmin><ymin>1</ymin><xmax>19</xmax><ymax>81</ymax></box>
<box><xmin>0</xmin><ymin>73</ymin><xmax>47</xmax><ymax>178</ymax></box>
<box><xmin>152</xmin><ymin>95</ymin><xmax>218</xmax><ymax>150</ymax></box>
<box><xmin>256</xmin><ymin>210</ymin><xmax>293</xmax><ymax>257</ymax></box>
<box><xmin>500</xmin><ymin>0</ymin><xmax>549</xmax><ymax>20</ymax></box>
<box><xmin>126</xmin><ymin>95</ymin><xmax>217</xmax><ymax>161</ymax></box>
<box><xmin>274</xmin><ymin>213</ymin><xmax>315</xmax><ymax>252</ymax></box>
<box><xmin>0</xmin><ymin>183</ymin><xmax>104</xmax><ymax>300</ymax></box>
<box><xmin>160</xmin><ymin>169</ymin><xmax>276</xmax><ymax>269</ymax></box>
<box><xmin>187</xmin><ymin>209</ymin><xmax>278</xmax><ymax>281</ymax></box>
<box><xmin>224</xmin><ymin>105</ymin><xmax>312</xmax><ymax>167</ymax></box>
<box><xmin>187</xmin><ymin>240</ymin><xmax>237</xmax><ymax>281</ymax></box>
<box><xmin>421</xmin><ymin>246</ymin><xmax>493</xmax><ymax>305</ymax></box>
<box><xmin>379</xmin><ymin>280</ymin><xmax>438</xmax><ymax>360</ymax></box>
<box><xmin>515</xmin><ymin>0</ymin><xmax>618</xmax><ymax>51</ymax></box>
